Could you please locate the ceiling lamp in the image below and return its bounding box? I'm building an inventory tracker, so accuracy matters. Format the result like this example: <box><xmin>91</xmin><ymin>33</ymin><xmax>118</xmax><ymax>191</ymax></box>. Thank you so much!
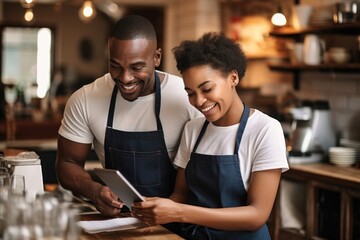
<box><xmin>24</xmin><ymin>8</ymin><xmax>34</xmax><ymax>22</ymax></box>
<box><xmin>21</xmin><ymin>0</ymin><xmax>35</xmax><ymax>8</ymax></box>
<box><xmin>21</xmin><ymin>0</ymin><xmax>35</xmax><ymax>22</ymax></box>
<box><xmin>271</xmin><ymin>3</ymin><xmax>287</xmax><ymax>27</ymax></box>
<box><xmin>79</xmin><ymin>0</ymin><xmax>97</xmax><ymax>23</ymax></box>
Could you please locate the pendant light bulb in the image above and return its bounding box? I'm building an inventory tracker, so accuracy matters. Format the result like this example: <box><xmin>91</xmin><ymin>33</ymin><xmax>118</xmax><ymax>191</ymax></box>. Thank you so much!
<box><xmin>271</xmin><ymin>12</ymin><xmax>287</xmax><ymax>26</ymax></box>
<box><xmin>21</xmin><ymin>0</ymin><xmax>35</xmax><ymax>8</ymax></box>
<box><xmin>24</xmin><ymin>8</ymin><xmax>34</xmax><ymax>22</ymax></box>
<box><xmin>79</xmin><ymin>0</ymin><xmax>96</xmax><ymax>23</ymax></box>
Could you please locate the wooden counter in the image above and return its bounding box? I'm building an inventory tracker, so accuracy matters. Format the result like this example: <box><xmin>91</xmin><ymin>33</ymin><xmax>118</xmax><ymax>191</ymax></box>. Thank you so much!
<box><xmin>273</xmin><ymin>162</ymin><xmax>360</xmax><ymax>240</ymax></box>
<box><xmin>283</xmin><ymin>163</ymin><xmax>360</xmax><ymax>190</ymax></box>
<box><xmin>79</xmin><ymin>214</ymin><xmax>183</xmax><ymax>240</ymax></box>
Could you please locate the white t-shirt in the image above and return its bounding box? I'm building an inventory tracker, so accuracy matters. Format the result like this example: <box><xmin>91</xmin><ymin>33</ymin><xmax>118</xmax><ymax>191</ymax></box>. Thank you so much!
<box><xmin>59</xmin><ymin>71</ymin><xmax>201</xmax><ymax>166</ymax></box>
<box><xmin>174</xmin><ymin>109</ymin><xmax>289</xmax><ymax>190</ymax></box>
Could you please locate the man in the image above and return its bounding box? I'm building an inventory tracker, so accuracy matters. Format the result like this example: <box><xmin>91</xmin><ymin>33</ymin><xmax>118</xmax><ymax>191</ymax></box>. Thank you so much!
<box><xmin>56</xmin><ymin>15</ymin><xmax>200</xmax><ymax>217</ymax></box>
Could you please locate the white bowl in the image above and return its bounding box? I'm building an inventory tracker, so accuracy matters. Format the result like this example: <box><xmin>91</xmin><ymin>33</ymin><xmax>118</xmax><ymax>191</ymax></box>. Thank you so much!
<box><xmin>329</xmin><ymin>48</ymin><xmax>351</xmax><ymax>63</ymax></box>
<box><xmin>329</xmin><ymin>147</ymin><xmax>356</xmax><ymax>154</ymax></box>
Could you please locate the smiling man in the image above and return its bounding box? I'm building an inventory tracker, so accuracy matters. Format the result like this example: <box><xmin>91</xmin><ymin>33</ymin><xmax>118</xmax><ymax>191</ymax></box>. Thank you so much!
<box><xmin>56</xmin><ymin>15</ymin><xmax>201</xmax><ymax>224</ymax></box>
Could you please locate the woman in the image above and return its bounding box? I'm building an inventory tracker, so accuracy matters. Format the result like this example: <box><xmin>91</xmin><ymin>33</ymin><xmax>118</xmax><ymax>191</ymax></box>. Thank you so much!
<box><xmin>132</xmin><ymin>32</ymin><xmax>289</xmax><ymax>240</ymax></box>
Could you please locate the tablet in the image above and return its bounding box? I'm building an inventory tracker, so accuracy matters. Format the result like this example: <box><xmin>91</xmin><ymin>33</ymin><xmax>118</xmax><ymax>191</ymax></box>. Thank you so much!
<box><xmin>93</xmin><ymin>168</ymin><xmax>145</xmax><ymax>207</ymax></box>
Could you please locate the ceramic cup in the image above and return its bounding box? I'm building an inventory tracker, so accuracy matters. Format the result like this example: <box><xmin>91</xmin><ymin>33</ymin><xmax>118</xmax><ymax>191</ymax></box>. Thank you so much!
<box><xmin>292</xmin><ymin>4</ymin><xmax>313</xmax><ymax>30</ymax></box>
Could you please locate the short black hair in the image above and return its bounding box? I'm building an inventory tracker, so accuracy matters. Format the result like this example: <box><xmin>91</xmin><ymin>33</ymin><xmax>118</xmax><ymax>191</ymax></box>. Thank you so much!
<box><xmin>173</xmin><ymin>32</ymin><xmax>247</xmax><ymax>79</ymax></box>
<box><xmin>110</xmin><ymin>15</ymin><xmax>157</xmax><ymax>42</ymax></box>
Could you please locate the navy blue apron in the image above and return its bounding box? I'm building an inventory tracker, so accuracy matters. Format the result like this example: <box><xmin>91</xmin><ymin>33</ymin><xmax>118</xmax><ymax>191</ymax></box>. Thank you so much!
<box><xmin>104</xmin><ymin>72</ymin><xmax>176</xmax><ymax>198</ymax></box>
<box><xmin>182</xmin><ymin>105</ymin><xmax>270</xmax><ymax>240</ymax></box>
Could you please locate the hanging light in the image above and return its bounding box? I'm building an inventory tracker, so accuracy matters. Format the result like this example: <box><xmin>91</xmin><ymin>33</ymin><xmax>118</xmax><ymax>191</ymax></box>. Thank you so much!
<box><xmin>24</xmin><ymin>8</ymin><xmax>34</xmax><ymax>22</ymax></box>
<box><xmin>271</xmin><ymin>3</ymin><xmax>287</xmax><ymax>27</ymax></box>
<box><xmin>79</xmin><ymin>0</ymin><xmax>97</xmax><ymax>23</ymax></box>
<box><xmin>21</xmin><ymin>0</ymin><xmax>35</xmax><ymax>8</ymax></box>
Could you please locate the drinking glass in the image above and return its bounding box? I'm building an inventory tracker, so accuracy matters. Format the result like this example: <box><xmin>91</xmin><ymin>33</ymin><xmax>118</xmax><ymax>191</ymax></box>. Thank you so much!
<box><xmin>0</xmin><ymin>168</ymin><xmax>9</xmax><ymax>178</ymax></box>
<box><xmin>9</xmin><ymin>175</ymin><xmax>26</xmax><ymax>196</ymax></box>
<box><xmin>0</xmin><ymin>175</ymin><xmax>10</xmax><ymax>187</ymax></box>
<box><xmin>3</xmin><ymin>192</ymin><xmax>41</xmax><ymax>240</ymax></box>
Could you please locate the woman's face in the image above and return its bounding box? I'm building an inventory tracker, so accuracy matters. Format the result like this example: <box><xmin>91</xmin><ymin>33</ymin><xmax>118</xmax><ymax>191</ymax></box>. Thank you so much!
<box><xmin>183</xmin><ymin>65</ymin><xmax>239</xmax><ymax>126</ymax></box>
<box><xmin>108</xmin><ymin>37</ymin><xmax>161</xmax><ymax>102</ymax></box>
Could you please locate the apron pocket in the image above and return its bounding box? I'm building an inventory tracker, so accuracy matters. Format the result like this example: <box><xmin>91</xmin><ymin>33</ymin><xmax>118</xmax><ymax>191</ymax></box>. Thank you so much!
<box><xmin>109</xmin><ymin>148</ymin><xmax>162</xmax><ymax>187</ymax></box>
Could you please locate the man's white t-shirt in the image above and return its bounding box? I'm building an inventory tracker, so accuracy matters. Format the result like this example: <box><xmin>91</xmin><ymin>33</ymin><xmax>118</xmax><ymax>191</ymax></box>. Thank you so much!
<box><xmin>59</xmin><ymin>71</ymin><xmax>201</xmax><ymax>166</ymax></box>
<box><xmin>174</xmin><ymin>109</ymin><xmax>289</xmax><ymax>190</ymax></box>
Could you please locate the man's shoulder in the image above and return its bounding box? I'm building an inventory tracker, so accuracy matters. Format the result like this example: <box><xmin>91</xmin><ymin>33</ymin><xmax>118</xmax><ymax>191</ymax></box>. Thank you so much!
<box><xmin>80</xmin><ymin>73</ymin><xmax>112</xmax><ymax>94</ymax></box>
<box><xmin>186</xmin><ymin>117</ymin><xmax>206</xmax><ymax>128</ymax></box>
<box><xmin>157</xmin><ymin>70</ymin><xmax>182</xmax><ymax>83</ymax></box>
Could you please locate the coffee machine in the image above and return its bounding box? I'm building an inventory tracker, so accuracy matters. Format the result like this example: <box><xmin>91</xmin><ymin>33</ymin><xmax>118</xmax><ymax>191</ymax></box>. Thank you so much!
<box><xmin>1</xmin><ymin>151</ymin><xmax>44</xmax><ymax>200</ymax></box>
<box><xmin>288</xmin><ymin>100</ymin><xmax>336</xmax><ymax>164</ymax></box>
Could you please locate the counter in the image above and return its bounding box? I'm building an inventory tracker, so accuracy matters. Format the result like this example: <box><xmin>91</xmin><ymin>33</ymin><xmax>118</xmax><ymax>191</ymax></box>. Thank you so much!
<box><xmin>273</xmin><ymin>162</ymin><xmax>360</xmax><ymax>240</ymax></box>
<box><xmin>80</xmin><ymin>214</ymin><xmax>183</xmax><ymax>240</ymax></box>
<box><xmin>1</xmin><ymin>150</ymin><xmax>183</xmax><ymax>239</ymax></box>
<box><xmin>283</xmin><ymin>162</ymin><xmax>360</xmax><ymax>190</ymax></box>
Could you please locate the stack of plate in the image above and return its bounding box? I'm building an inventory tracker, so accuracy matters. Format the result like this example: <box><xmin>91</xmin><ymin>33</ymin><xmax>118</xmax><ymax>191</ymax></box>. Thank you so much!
<box><xmin>340</xmin><ymin>139</ymin><xmax>360</xmax><ymax>162</ymax></box>
<box><xmin>329</xmin><ymin>147</ymin><xmax>357</xmax><ymax>167</ymax></box>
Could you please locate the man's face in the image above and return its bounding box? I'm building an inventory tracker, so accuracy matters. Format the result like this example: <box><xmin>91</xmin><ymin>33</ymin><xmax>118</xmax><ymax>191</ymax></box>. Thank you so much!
<box><xmin>108</xmin><ymin>37</ymin><xmax>161</xmax><ymax>102</ymax></box>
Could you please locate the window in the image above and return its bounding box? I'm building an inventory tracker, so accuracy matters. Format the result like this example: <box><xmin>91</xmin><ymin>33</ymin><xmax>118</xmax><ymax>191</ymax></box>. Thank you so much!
<box><xmin>1</xmin><ymin>26</ymin><xmax>53</xmax><ymax>103</ymax></box>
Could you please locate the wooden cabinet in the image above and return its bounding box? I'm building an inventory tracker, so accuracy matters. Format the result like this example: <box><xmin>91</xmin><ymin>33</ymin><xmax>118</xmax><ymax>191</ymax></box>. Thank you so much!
<box><xmin>0</xmin><ymin>118</ymin><xmax>61</xmax><ymax>141</ymax></box>
<box><xmin>272</xmin><ymin>163</ymin><xmax>360</xmax><ymax>240</ymax></box>
<box><xmin>268</xmin><ymin>23</ymin><xmax>360</xmax><ymax>90</ymax></box>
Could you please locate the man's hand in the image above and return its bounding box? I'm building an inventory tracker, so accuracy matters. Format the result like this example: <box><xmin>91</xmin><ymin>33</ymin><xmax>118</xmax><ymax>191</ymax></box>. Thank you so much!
<box><xmin>92</xmin><ymin>185</ymin><xmax>123</xmax><ymax>216</ymax></box>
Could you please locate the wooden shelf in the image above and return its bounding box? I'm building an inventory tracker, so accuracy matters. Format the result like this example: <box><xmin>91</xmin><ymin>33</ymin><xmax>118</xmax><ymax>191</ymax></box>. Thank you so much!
<box><xmin>268</xmin><ymin>62</ymin><xmax>360</xmax><ymax>73</ymax></box>
<box><xmin>270</xmin><ymin>22</ymin><xmax>360</xmax><ymax>38</ymax></box>
<box><xmin>269</xmin><ymin>22</ymin><xmax>360</xmax><ymax>90</ymax></box>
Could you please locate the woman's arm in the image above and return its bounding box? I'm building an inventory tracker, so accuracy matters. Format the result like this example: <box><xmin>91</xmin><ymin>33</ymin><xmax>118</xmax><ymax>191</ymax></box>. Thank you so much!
<box><xmin>133</xmin><ymin>168</ymin><xmax>281</xmax><ymax>231</ymax></box>
<box><xmin>169</xmin><ymin>168</ymin><xmax>189</xmax><ymax>203</ymax></box>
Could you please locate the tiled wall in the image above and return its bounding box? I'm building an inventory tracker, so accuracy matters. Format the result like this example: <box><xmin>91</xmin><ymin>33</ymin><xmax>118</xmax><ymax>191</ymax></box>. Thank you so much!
<box><xmin>299</xmin><ymin>72</ymin><xmax>360</xmax><ymax>141</ymax></box>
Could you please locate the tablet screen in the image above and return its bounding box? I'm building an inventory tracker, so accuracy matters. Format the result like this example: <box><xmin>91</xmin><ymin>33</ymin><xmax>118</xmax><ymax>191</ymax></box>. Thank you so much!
<box><xmin>93</xmin><ymin>168</ymin><xmax>145</xmax><ymax>207</ymax></box>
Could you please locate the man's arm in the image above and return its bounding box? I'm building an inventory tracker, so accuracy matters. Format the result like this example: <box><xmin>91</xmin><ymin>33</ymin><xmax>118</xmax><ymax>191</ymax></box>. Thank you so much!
<box><xmin>56</xmin><ymin>135</ymin><xmax>96</xmax><ymax>198</ymax></box>
<box><xmin>56</xmin><ymin>135</ymin><xmax>122</xmax><ymax>216</ymax></box>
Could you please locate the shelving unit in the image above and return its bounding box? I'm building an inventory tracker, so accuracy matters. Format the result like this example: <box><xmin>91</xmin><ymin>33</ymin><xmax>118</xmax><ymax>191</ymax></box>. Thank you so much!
<box><xmin>268</xmin><ymin>23</ymin><xmax>360</xmax><ymax>90</ymax></box>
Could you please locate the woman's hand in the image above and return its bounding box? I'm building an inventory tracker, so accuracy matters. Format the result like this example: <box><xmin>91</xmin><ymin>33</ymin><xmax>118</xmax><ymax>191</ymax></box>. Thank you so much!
<box><xmin>131</xmin><ymin>197</ymin><xmax>182</xmax><ymax>225</ymax></box>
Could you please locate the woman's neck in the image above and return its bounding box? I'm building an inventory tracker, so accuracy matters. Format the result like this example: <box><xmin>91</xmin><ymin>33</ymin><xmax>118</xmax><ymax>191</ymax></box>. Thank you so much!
<box><xmin>213</xmin><ymin>95</ymin><xmax>244</xmax><ymax>126</ymax></box>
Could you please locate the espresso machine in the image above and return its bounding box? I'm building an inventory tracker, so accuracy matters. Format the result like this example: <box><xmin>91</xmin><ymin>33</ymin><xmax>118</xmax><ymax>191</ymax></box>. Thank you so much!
<box><xmin>287</xmin><ymin>100</ymin><xmax>336</xmax><ymax>164</ymax></box>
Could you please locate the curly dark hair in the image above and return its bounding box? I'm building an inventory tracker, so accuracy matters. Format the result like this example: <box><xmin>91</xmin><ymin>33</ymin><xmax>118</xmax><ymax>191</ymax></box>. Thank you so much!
<box><xmin>172</xmin><ymin>32</ymin><xmax>247</xmax><ymax>79</ymax></box>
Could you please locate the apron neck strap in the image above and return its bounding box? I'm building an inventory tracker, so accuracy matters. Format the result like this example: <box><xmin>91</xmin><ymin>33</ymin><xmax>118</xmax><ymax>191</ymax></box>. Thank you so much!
<box><xmin>106</xmin><ymin>71</ymin><xmax>163</xmax><ymax>130</ymax></box>
<box><xmin>192</xmin><ymin>103</ymin><xmax>249</xmax><ymax>154</ymax></box>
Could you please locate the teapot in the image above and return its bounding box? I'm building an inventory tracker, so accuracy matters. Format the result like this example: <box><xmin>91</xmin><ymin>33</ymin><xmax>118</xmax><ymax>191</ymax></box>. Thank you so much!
<box><xmin>303</xmin><ymin>34</ymin><xmax>325</xmax><ymax>65</ymax></box>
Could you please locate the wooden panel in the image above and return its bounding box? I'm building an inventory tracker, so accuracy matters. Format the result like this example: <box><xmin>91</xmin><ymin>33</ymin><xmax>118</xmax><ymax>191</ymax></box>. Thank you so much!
<box><xmin>1</xmin><ymin>119</ymin><xmax>61</xmax><ymax>140</ymax></box>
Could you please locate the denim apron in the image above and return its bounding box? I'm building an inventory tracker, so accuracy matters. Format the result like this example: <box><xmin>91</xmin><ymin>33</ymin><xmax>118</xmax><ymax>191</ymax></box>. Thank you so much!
<box><xmin>104</xmin><ymin>72</ymin><xmax>176</xmax><ymax>198</ymax></box>
<box><xmin>182</xmin><ymin>105</ymin><xmax>270</xmax><ymax>240</ymax></box>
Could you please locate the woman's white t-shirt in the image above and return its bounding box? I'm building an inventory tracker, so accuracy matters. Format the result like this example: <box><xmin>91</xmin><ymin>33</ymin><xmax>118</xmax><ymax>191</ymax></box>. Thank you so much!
<box><xmin>174</xmin><ymin>110</ymin><xmax>289</xmax><ymax>190</ymax></box>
